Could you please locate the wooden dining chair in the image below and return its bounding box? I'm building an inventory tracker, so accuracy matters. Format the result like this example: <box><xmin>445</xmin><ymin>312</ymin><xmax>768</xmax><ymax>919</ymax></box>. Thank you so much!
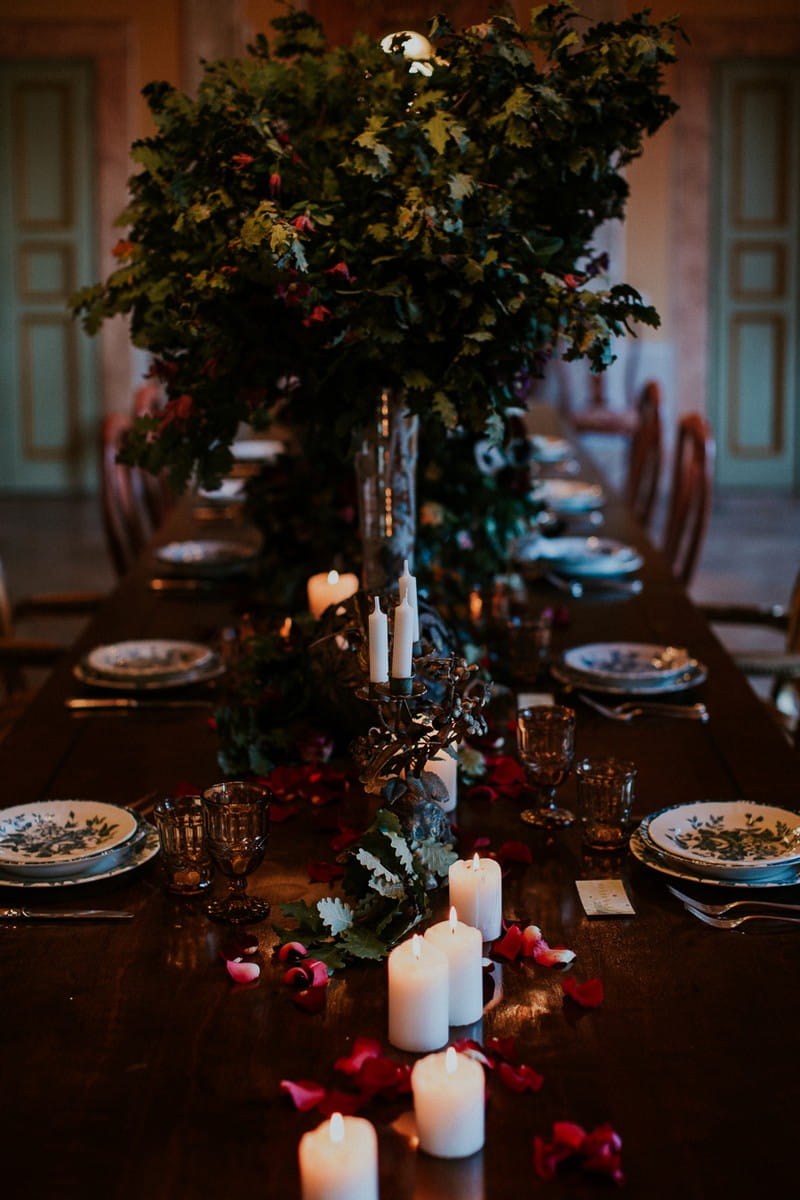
<box><xmin>100</xmin><ymin>412</ymin><xmax>173</xmax><ymax>576</ymax></box>
<box><xmin>660</xmin><ymin>412</ymin><xmax>715</xmax><ymax>586</ymax></box>
<box><xmin>0</xmin><ymin>557</ymin><xmax>100</xmax><ymax>737</ymax></box>
<box><xmin>701</xmin><ymin>568</ymin><xmax>800</xmax><ymax>748</ymax></box>
<box><xmin>624</xmin><ymin>380</ymin><xmax>663</xmax><ymax>529</ymax></box>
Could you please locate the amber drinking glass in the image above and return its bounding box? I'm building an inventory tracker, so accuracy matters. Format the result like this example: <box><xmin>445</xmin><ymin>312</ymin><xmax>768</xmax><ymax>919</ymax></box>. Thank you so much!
<box><xmin>201</xmin><ymin>781</ymin><xmax>271</xmax><ymax>924</ymax></box>
<box><xmin>516</xmin><ymin>704</ymin><xmax>576</xmax><ymax>827</ymax></box>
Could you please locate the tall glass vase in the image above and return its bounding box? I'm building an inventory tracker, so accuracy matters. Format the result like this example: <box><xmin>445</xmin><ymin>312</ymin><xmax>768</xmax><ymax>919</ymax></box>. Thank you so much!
<box><xmin>354</xmin><ymin>388</ymin><xmax>418</xmax><ymax>593</ymax></box>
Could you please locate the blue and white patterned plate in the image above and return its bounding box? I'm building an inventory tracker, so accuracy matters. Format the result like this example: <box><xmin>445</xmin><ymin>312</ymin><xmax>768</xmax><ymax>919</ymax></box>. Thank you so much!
<box><xmin>155</xmin><ymin>540</ymin><xmax>258</xmax><ymax>577</ymax></box>
<box><xmin>563</xmin><ymin>642</ymin><xmax>691</xmax><ymax>683</ymax></box>
<box><xmin>551</xmin><ymin>659</ymin><xmax>707</xmax><ymax>696</ymax></box>
<box><xmin>0</xmin><ymin>801</ymin><xmax>139</xmax><ymax>878</ymax></box>
<box><xmin>629</xmin><ymin>827</ymin><xmax>800</xmax><ymax>889</ymax></box>
<box><xmin>0</xmin><ymin>821</ymin><xmax>158</xmax><ymax>888</ymax></box>
<box><xmin>87</xmin><ymin>639</ymin><xmax>214</xmax><ymax>681</ymax></box>
<box><xmin>532</xmin><ymin>479</ymin><xmax>605</xmax><ymax>512</ymax></box>
<box><xmin>643</xmin><ymin>801</ymin><xmax>800</xmax><ymax>876</ymax></box>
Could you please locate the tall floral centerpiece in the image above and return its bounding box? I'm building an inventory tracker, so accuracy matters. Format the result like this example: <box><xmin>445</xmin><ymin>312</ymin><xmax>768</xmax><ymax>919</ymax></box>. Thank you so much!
<box><xmin>74</xmin><ymin>2</ymin><xmax>680</xmax><ymax>592</ymax></box>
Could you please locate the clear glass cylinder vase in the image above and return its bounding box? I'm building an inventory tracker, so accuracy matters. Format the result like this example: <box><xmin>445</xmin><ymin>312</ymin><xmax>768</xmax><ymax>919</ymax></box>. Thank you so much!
<box><xmin>354</xmin><ymin>388</ymin><xmax>418</xmax><ymax>593</ymax></box>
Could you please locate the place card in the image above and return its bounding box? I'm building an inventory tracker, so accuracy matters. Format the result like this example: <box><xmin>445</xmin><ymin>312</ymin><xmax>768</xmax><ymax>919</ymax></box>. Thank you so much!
<box><xmin>575</xmin><ymin>879</ymin><xmax>636</xmax><ymax>918</ymax></box>
<box><xmin>517</xmin><ymin>691</ymin><xmax>555</xmax><ymax>709</ymax></box>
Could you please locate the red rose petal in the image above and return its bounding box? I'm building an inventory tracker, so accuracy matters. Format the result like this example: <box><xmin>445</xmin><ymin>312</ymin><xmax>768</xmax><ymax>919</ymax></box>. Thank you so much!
<box><xmin>330</xmin><ymin>825</ymin><xmax>363</xmax><ymax>852</ymax></box>
<box><xmin>451</xmin><ymin>1038</ymin><xmax>495</xmax><ymax>1069</ymax></box>
<box><xmin>293</xmin><ymin>985</ymin><xmax>327</xmax><ymax>1013</ymax></box>
<box><xmin>492</xmin><ymin>924</ymin><xmax>523</xmax><ymax>960</ymax></box>
<box><xmin>269</xmin><ymin>804</ymin><xmax>299</xmax><ymax>823</ymax></box>
<box><xmin>498</xmin><ymin>1061</ymin><xmax>544</xmax><ymax>1093</ymax></box>
<box><xmin>317</xmin><ymin>1088</ymin><xmax>365</xmax><ymax>1117</ymax></box>
<box><xmin>486</xmin><ymin>1035</ymin><xmax>518</xmax><ymax>1064</ymax></box>
<box><xmin>307</xmin><ymin>860</ymin><xmax>345</xmax><ymax>883</ymax></box>
<box><xmin>306</xmin><ymin>960</ymin><xmax>330</xmax><ymax>987</ymax></box>
<box><xmin>465</xmin><ymin>784</ymin><xmax>501</xmax><ymax>805</ymax></box>
<box><xmin>334</xmin><ymin>1037</ymin><xmax>382</xmax><ymax>1076</ymax></box>
<box><xmin>496</xmin><ymin>840</ymin><xmax>533</xmax><ymax>865</ymax></box>
<box><xmin>534</xmin><ymin>944</ymin><xmax>575</xmax><ymax>968</ymax></box>
<box><xmin>520</xmin><ymin>925</ymin><xmax>544</xmax><ymax>957</ymax></box>
<box><xmin>562</xmin><ymin>977</ymin><xmax>604</xmax><ymax>1008</ymax></box>
<box><xmin>355</xmin><ymin>1055</ymin><xmax>411</xmax><ymax>1099</ymax></box>
<box><xmin>279</xmin><ymin>1078</ymin><xmax>326</xmax><ymax>1111</ymax></box>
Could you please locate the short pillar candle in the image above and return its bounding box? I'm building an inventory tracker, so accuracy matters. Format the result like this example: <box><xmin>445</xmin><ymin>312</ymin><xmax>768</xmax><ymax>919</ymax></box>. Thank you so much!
<box><xmin>307</xmin><ymin>570</ymin><xmax>359</xmax><ymax>619</ymax></box>
<box><xmin>424</xmin><ymin>907</ymin><xmax>483</xmax><ymax>1026</ymax></box>
<box><xmin>448</xmin><ymin>854</ymin><xmax>502</xmax><ymax>942</ymax></box>
<box><xmin>411</xmin><ymin>1046</ymin><xmax>485</xmax><ymax>1159</ymax></box>
<box><xmin>298</xmin><ymin>1112</ymin><xmax>378</xmax><ymax>1200</ymax></box>
<box><xmin>387</xmin><ymin>933</ymin><xmax>449</xmax><ymax>1053</ymax></box>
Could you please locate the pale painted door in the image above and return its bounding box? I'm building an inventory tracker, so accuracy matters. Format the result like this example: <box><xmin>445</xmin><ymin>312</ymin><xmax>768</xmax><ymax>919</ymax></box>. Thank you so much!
<box><xmin>710</xmin><ymin>59</ymin><xmax>799</xmax><ymax>490</ymax></box>
<box><xmin>0</xmin><ymin>60</ymin><xmax>97</xmax><ymax>492</ymax></box>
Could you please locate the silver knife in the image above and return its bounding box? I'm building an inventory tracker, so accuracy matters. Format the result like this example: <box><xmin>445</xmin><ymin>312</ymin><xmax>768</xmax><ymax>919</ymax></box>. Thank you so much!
<box><xmin>0</xmin><ymin>907</ymin><xmax>134</xmax><ymax>920</ymax></box>
<box><xmin>66</xmin><ymin>698</ymin><xmax>213</xmax><ymax>711</ymax></box>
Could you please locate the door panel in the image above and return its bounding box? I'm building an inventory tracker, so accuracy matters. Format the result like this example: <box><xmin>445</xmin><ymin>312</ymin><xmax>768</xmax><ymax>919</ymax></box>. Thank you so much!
<box><xmin>711</xmin><ymin>60</ymin><xmax>799</xmax><ymax>489</ymax></box>
<box><xmin>0</xmin><ymin>60</ymin><xmax>97</xmax><ymax>492</ymax></box>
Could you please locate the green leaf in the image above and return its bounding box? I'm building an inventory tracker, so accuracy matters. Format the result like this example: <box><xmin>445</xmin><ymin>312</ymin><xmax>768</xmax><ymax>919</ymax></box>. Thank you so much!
<box><xmin>338</xmin><ymin>926</ymin><xmax>389</xmax><ymax>960</ymax></box>
<box><xmin>415</xmin><ymin>840</ymin><xmax>458</xmax><ymax>877</ymax></box>
<box><xmin>279</xmin><ymin>900</ymin><xmax>324</xmax><ymax>933</ymax></box>
<box><xmin>385</xmin><ymin>831</ymin><xmax>416</xmax><ymax>875</ymax></box>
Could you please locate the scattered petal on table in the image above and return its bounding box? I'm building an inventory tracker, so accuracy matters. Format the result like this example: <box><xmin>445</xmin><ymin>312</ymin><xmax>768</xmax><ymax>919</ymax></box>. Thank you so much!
<box><xmin>279</xmin><ymin>1078</ymin><xmax>326</xmax><ymax>1111</ymax></box>
<box><xmin>562</xmin><ymin>976</ymin><xmax>604</xmax><ymax>1007</ymax></box>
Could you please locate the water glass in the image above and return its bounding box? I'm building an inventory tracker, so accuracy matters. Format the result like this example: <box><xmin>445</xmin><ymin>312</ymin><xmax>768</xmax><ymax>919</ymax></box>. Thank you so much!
<box><xmin>202</xmin><ymin>780</ymin><xmax>271</xmax><ymax>924</ymax></box>
<box><xmin>575</xmin><ymin>757</ymin><xmax>637</xmax><ymax>849</ymax></box>
<box><xmin>516</xmin><ymin>704</ymin><xmax>576</xmax><ymax>827</ymax></box>
<box><xmin>153</xmin><ymin>795</ymin><xmax>214</xmax><ymax>894</ymax></box>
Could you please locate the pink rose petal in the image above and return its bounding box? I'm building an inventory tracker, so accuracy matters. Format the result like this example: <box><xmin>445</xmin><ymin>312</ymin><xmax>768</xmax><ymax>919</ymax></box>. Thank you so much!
<box><xmin>533</xmin><ymin>944</ymin><xmax>576</xmax><ymax>968</ymax></box>
<box><xmin>225</xmin><ymin>959</ymin><xmax>260</xmax><ymax>984</ymax></box>
<box><xmin>306</xmin><ymin>959</ymin><xmax>330</xmax><ymax>987</ymax></box>
<box><xmin>279</xmin><ymin>1078</ymin><xmax>326</xmax><ymax>1111</ymax></box>
<box><xmin>520</xmin><ymin>925</ymin><xmax>544</xmax><ymax>957</ymax></box>
<box><xmin>277</xmin><ymin>941</ymin><xmax>308</xmax><ymax>962</ymax></box>
<box><xmin>498</xmin><ymin>1061</ymin><xmax>544</xmax><ymax>1093</ymax></box>
<box><xmin>562</xmin><ymin>976</ymin><xmax>604</xmax><ymax>1008</ymax></box>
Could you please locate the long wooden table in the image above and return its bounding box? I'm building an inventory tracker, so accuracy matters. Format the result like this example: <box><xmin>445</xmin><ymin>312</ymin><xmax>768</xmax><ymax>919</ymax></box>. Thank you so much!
<box><xmin>1</xmin><ymin>479</ymin><xmax>798</xmax><ymax>1199</ymax></box>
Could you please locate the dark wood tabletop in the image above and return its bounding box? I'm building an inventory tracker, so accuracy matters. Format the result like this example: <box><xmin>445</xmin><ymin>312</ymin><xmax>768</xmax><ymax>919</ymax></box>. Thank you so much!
<box><xmin>1</xmin><ymin>479</ymin><xmax>798</xmax><ymax>1200</ymax></box>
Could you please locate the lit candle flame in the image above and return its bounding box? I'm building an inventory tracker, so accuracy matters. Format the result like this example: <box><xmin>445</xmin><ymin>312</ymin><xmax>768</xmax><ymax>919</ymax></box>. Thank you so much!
<box><xmin>445</xmin><ymin>1046</ymin><xmax>458</xmax><ymax>1075</ymax></box>
<box><xmin>449</xmin><ymin>905</ymin><xmax>458</xmax><ymax>933</ymax></box>
<box><xmin>327</xmin><ymin>569</ymin><xmax>340</xmax><ymax>585</ymax></box>
<box><xmin>471</xmin><ymin>853</ymin><xmax>481</xmax><ymax>871</ymax></box>
<box><xmin>411</xmin><ymin>933</ymin><xmax>422</xmax><ymax>961</ymax></box>
<box><xmin>279</xmin><ymin>617</ymin><xmax>292</xmax><ymax>640</ymax></box>
<box><xmin>329</xmin><ymin>1111</ymin><xmax>344</xmax><ymax>1144</ymax></box>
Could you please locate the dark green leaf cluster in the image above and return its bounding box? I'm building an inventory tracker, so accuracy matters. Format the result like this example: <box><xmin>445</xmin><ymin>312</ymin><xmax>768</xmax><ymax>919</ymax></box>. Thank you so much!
<box><xmin>71</xmin><ymin>2</ymin><xmax>680</xmax><ymax>488</ymax></box>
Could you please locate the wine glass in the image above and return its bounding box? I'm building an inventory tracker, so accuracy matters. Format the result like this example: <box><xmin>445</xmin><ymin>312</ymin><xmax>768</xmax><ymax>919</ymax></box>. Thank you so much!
<box><xmin>201</xmin><ymin>781</ymin><xmax>272</xmax><ymax>923</ymax></box>
<box><xmin>516</xmin><ymin>705</ymin><xmax>576</xmax><ymax>827</ymax></box>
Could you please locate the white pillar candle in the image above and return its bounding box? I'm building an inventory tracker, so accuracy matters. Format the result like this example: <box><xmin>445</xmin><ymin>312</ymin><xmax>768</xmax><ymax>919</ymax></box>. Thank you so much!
<box><xmin>298</xmin><ymin>1112</ymin><xmax>378</xmax><ymax>1200</ymax></box>
<box><xmin>448</xmin><ymin>855</ymin><xmax>502</xmax><ymax>942</ymax></box>
<box><xmin>307</xmin><ymin>570</ymin><xmax>359</xmax><ymax>619</ymax></box>
<box><xmin>391</xmin><ymin>594</ymin><xmax>415</xmax><ymax>681</ymax></box>
<box><xmin>424</xmin><ymin>907</ymin><xmax>483</xmax><ymax>1026</ymax></box>
<box><xmin>368</xmin><ymin>596</ymin><xmax>389</xmax><ymax>684</ymax></box>
<box><xmin>425</xmin><ymin>748</ymin><xmax>458</xmax><ymax>813</ymax></box>
<box><xmin>411</xmin><ymin>1047</ymin><xmax>485</xmax><ymax>1159</ymax></box>
<box><xmin>399</xmin><ymin>559</ymin><xmax>420</xmax><ymax>642</ymax></box>
<box><xmin>387</xmin><ymin>933</ymin><xmax>449</xmax><ymax>1052</ymax></box>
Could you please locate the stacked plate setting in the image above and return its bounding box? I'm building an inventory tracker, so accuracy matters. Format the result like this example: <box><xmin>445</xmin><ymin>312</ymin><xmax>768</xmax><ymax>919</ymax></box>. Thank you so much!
<box><xmin>515</xmin><ymin>535</ymin><xmax>643</xmax><ymax>579</ymax></box>
<box><xmin>531</xmin><ymin>478</ymin><xmax>604</xmax><ymax>513</ymax></box>
<box><xmin>631</xmin><ymin>801</ymin><xmax>800</xmax><ymax>889</ymax></box>
<box><xmin>0</xmin><ymin>800</ymin><xmax>159</xmax><ymax>887</ymax></box>
<box><xmin>551</xmin><ymin>641</ymin><xmax>707</xmax><ymax>696</ymax></box>
<box><xmin>155</xmin><ymin>539</ymin><xmax>259</xmax><ymax>578</ymax></box>
<box><xmin>74</xmin><ymin>638</ymin><xmax>223</xmax><ymax>691</ymax></box>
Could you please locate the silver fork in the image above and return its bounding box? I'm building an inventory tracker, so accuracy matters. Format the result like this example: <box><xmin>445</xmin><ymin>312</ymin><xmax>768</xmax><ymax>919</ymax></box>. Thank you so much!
<box><xmin>577</xmin><ymin>692</ymin><xmax>709</xmax><ymax>722</ymax></box>
<box><xmin>667</xmin><ymin>884</ymin><xmax>800</xmax><ymax>917</ymax></box>
<box><xmin>684</xmin><ymin>906</ymin><xmax>800</xmax><ymax>930</ymax></box>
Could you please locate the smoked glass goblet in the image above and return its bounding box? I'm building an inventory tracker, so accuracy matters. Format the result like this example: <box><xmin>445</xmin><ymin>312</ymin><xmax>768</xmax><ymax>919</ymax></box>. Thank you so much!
<box><xmin>516</xmin><ymin>704</ymin><xmax>576</xmax><ymax>827</ymax></box>
<box><xmin>201</xmin><ymin>781</ymin><xmax>272</xmax><ymax>923</ymax></box>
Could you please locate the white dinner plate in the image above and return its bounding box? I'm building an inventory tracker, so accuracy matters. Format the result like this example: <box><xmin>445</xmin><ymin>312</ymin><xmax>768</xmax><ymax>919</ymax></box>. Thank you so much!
<box><xmin>550</xmin><ymin>659</ymin><xmax>707</xmax><ymax>696</ymax></box>
<box><xmin>629</xmin><ymin>827</ymin><xmax>800</xmax><ymax>889</ymax></box>
<box><xmin>155</xmin><ymin>540</ymin><xmax>258</xmax><ymax>577</ymax></box>
<box><xmin>562</xmin><ymin>642</ymin><xmax>692</xmax><ymax>684</ymax></box>
<box><xmin>532</xmin><ymin>479</ymin><xmax>604</xmax><ymax>512</ymax></box>
<box><xmin>87</xmin><ymin>639</ymin><xmax>214</xmax><ymax>681</ymax></box>
<box><xmin>0</xmin><ymin>801</ymin><xmax>140</xmax><ymax>878</ymax></box>
<box><xmin>643</xmin><ymin>801</ymin><xmax>800</xmax><ymax>875</ymax></box>
<box><xmin>0</xmin><ymin>822</ymin><xmax>159</xmax><ymax>889</ymax></box>
<box><xmin>197</xmin><ymin>479</ymin><xmax>246</xmax><ymax>503</ymax></box>
<box><xmin>523</xmin><ymin>537</ymin><xmax>643</xmax><ymax>578</ymax></box>
<box><xmin>74</xmin><ymin>651</ymin><xmax>224</xmax><ymax>692</ymax></box>
<box><xmin>530</xmin><ymin>435</ymin><xmax>573</xmax><ymax>463</ymax></box>
<box><xmin>231</xmin><ymin>438</ymin><xmax>283</xmax><ymax>462</ymax></box>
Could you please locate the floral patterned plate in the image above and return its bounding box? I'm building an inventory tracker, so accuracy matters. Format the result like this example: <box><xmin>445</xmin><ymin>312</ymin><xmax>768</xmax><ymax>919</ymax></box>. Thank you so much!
<box><xmin>73</xmin><ymin>652</ymin><xmax>224</xmax><ymax>692</ymax></box>
<box><xmin>532</xmin><ymin>538</ymin><xmax>643</xmax><ymax>577</ymax></box>
<box><xmin>629</xmin><ymin>827</ymin><xmax>800</xmax><ymax>889</ymax></box>
<box><xmin>563</xmin><ymin>642</ymin><xmax>692</xmax><ymax>683</ymax></box>
<box><xmin>551</xmin><ymin>660</ymin><xmax>707</xmax><ymax>696</ymax></box>
<box><xmin>532</xmin><ymin>479</ymin><xmax>605</xmax><ymax>512</ymax></box>
<box><xmin>643</xmin><ymin>802</ymin><xmax>800</xmax><ymax>875</ymax></box>
<box><xmin>155</xmin><ymin>540</ymin><xmax>259</xmax><ymax>577</ymax></box>
<box><xmin>0</xmin><ymin>821</ymin><xmax>159</xmax><ymax>888</ymax></box>
<box><xmin>85</xmin><ymin>639</ymin><xmax>215</xmax><ymax>681</ymax></box>
<box><xmin>0</xmin><ymin>800</ymin><xmax>139</xmax><ymax>878</ymax></box>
